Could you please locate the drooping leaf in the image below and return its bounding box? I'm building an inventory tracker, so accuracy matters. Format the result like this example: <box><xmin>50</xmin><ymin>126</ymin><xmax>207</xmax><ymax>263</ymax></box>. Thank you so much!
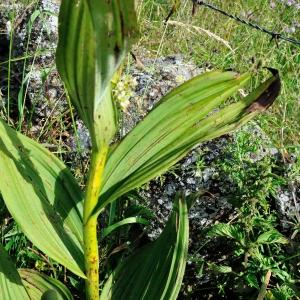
<box><xmin>0</xmin><ymin>244</ymin><xmax>30</xmax><ymax>300</ymax></box>
<box><xmin>93</xmin><ymin>69</ymin><xmax>280</xmax><ymax>215</ymax></box>
<box><xmin>56</xmin><ymin>0</ymin><xmax>138</xmax><ymax>149</ymax></box>
<box><xmin>0</xmin><ymin>120</ymin><xmax>85</xmax><ymax>277</ymax></box>
<box><xmin>101</xmin><ymin>193</ymin><xmax>189</xmax><ymax>300</ymax></box>
<box><xmin>19</xmin><ymin>269</ymin><xmax>73</xmax><ymax>300</ymax></box>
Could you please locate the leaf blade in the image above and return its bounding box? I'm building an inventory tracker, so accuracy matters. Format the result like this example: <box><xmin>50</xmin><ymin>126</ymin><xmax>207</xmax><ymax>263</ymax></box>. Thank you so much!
<box><xmin>56</xmin><ymin>0</ymin><xmax>138</xmax><ymax>148</ymax></box>
<box><xmin>101</xmin><ymin>193</ymin><xmax>189</xmax><ymax>300</ymax></box>
<box><xmin>0</xmin><ymin>120</ymin><xmax>85</xmax><ymax>277</ymax></box>
<box><xmin>93</xmin><ymin>70</ymin><xmax>280</xmax><ymax>214</ymax></box>
<box><xmin>19</xmin><ymin>269</ymin><xmax>73</xmax><ymax>300</ymax></box>
<box><xmin>102</xmin><ymin>217</ymin><xmax>149</xmax><ymax>239</ymax></box>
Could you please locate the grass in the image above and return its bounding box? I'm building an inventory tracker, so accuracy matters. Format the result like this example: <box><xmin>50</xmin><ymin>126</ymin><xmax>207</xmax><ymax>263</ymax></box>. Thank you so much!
<box><xmin>137</xmin><ymin>0</ymin><xmax>300</xmax><ymax>153</ymax></box>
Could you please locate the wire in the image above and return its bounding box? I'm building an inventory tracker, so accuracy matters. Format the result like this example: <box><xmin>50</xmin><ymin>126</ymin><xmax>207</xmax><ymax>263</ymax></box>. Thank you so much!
<box><xmin>193</xmin><ymin>0</ymin><xmax>300</xmax><ymax>46</ymax></box>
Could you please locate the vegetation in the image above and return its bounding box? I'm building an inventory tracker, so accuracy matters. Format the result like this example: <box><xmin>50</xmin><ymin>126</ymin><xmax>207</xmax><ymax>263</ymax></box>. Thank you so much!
<box><xmin>187</xmin><ymin>127</ymin><xmax>299</xmax><ymax>298</ymax></box>
<box><xmin>0</xmin><ymin>0</ymin><xmax>299</xmax><ymax>299</ymax></box>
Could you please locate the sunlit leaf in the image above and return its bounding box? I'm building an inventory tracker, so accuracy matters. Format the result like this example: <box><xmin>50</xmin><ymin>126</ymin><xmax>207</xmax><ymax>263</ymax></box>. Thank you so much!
<box><xmin>56</xmin><ymin>0</ymin><xmax>138</xmax><ymax>149</ymax></box>
<box><xmin>101</xmin><ymin>193</ymin><xmax>189</xmax><ymax>300</ymax></box>
<box><xmin>0</xmin><ymin>120</ymin><xmax>85</xmax><ymax>277</ymax></box>
<box><xmin>93</xmin><ymin>69</ymin><xmax>280</xmax><ymax>215</ymax></box>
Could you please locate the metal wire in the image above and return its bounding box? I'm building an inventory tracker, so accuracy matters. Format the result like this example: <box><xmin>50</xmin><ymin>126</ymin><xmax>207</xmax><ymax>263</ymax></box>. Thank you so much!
<box><xmin>193</xmin><ymin>0</ymin><xmax>300</xmax><ymax>46</ymax></box>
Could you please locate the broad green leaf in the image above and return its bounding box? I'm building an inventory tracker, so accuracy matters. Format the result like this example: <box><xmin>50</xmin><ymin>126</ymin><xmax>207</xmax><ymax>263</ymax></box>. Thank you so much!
<box><xmin>94</xmin><ymin>69</ymin><xmax>280</xmax><ymax>215</ymax></box>
<box><xmin>256</xmin><ymin>229</ymin><xmax>288</xmax><ymax>245</ymax></box>
<box><xmin>101</xmin><ymin>193</ymin><xmax>189</xmax><ymax>300</ymax></box>
<box><xmin>0</xmin><ymin>120</ymin><xmax>85</xmax><ymax>278</ymax></box>
<box><xmin>102</xmin><ymin>217</ymin><xmax>149</xmax><ymax>239</ymax></box>
<box><xmin>207</xmin><ymin>223</ymin><xmax>246</xmax><ymax>247</ymax></box>
<box><xmin>0</xmin><ymin>244</ymin><xmax>30</xmax><ymax>300</ymax></box>
<box><xmin>56</xmin><ymin>0</ymin><xmax>138</xmax><ymax>149</ymax></box>
<box><xmin>19</xmin><ymin>269</ymin><xmax>73</xmax><ymax>300</ymax></box>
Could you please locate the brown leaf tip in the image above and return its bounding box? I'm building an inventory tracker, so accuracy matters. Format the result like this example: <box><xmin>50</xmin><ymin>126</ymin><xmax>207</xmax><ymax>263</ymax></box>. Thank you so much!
<box><xmin>246</xmin><ymin>68</ymin><xmax>281</xmax><ymax>113</ymax></box>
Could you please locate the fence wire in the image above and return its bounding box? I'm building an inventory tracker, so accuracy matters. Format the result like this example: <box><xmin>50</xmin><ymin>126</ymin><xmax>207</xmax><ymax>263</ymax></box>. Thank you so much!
<box><xmin>192</xmin><ymin>0</ymin><xmax>300</xmax><ymax>46</ymax></box>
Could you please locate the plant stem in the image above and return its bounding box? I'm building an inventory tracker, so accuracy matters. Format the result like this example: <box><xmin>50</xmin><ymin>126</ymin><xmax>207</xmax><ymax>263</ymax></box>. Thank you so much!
<box><xmin>257</xmin><ymin>269</ymin><xmax>271</xmax><ymax>300</ymax></box>
<box><xmin>83</xmin><ymin>146</ymin><xmax>108</xmax><ymax>300</ymax></box>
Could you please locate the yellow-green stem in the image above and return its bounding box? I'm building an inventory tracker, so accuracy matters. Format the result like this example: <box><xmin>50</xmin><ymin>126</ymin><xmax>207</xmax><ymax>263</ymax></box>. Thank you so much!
<box><xmin>83</xmin><ymin>146</ymin><xmax>108</xmax><ymax>300</ymax></box>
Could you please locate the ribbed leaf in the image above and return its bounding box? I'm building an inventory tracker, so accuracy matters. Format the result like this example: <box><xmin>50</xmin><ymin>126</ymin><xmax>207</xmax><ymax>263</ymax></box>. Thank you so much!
<box><xmin>0</xmin><ymin>244</ymin><xmax>30</xmax><ymax>300</ymax></box>
<box><xmin>0</xmin><ymin>120</ymin><xmax>85</xmax><ymax>277</ymax></box>
<box><xmin>101</xmin><ymin>193</ymin><xmax>189</xmax><ymax>300</ymax></box>
<box><xmin>94</xmin><ymin>69</ymin><xmax>280</xmax><ymax>214</ymax></box>
<box><xmin>19</xmin><ymin>269</ymin><xmax>73</xmax><ymax>300</ymax></box>
<box><xmin>56</xmin><ymin>0</ymin><xmax>138</xmax><ymax>149</ymax></box>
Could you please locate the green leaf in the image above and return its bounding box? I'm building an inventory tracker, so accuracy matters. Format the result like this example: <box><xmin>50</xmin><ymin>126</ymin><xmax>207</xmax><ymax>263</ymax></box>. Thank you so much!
<box><xmin>0</xmin><ymin>244</ymin><xmax>30</xmax><ymax>300</ymax></box>
<box><xmin>245</xmin><ymin>273</ymin><xmax>260</xmax><ymax>289</ymax></box>
<box><xmin>102</xmin><ymin>217</ymin><xmax>149</xmax><ymax>239</ymax></box>
<box><xmin>256</xmin><ymin>229</ymin><xmax>288</xmax><ymax>245</ymax></box>
<box><xmin>56</xmin><ymin>0</ymin><xmax>138</xmax><ymax>149</ymax></box>
<box><xmin>0</xmin><ymin>120</ymin><xmax>85</xmax><ymax>278</ymax></box>
<box><xmin>124</xmin><ymin>203</ymin><xmax>155</xmax><ymax>220</ymax></box>
<box><xmin>207</xmin><ymin>223</ymin><xmax>246</xmax><ymax>247</ymax></box>
<box><xmin>19</xmin><ymin>269</ymin><xmax>73</xmax><ymax>300</ymax></box>
<box><xmin>101</xmin><ymin>193</ymin><xmax>189</xmax><ymax>300</ymax></box>
<box><xmin>94</xmin><ymin>69</ymin><xmax>280</xmax><ymax>214</ymax></box>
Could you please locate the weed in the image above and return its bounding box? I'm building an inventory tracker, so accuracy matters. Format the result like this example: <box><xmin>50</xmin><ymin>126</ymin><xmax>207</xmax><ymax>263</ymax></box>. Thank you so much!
<box><xmin>186</xmin><ymin>125</ymin><xmax>299</xmax><ymax>299</ymax></box>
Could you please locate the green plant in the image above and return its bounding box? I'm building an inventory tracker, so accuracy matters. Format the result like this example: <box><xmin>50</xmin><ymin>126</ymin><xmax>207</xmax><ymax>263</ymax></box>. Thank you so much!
<box><xmin>202</xmin><ymin>201</ymin><xmax>299</xmax><ymax>299</ymax></box>
<box><xmin>187</xmin><ymin>131</ymin><xmax>299</xmax><ymax>299</ymax></box>
<box><xmin>217</xmin><ymin>126</ymin><xmax>285</xmax><ymax>208</ymax></box>
<box><xmin>188</xmin><ymin>203</ymin><xmax>298</xmax><ymax>298</ymax></box>
<box><xmin>0</xmin><ymin>1</ymin><xmax>281</xmax><ymax>300</ymax></box>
